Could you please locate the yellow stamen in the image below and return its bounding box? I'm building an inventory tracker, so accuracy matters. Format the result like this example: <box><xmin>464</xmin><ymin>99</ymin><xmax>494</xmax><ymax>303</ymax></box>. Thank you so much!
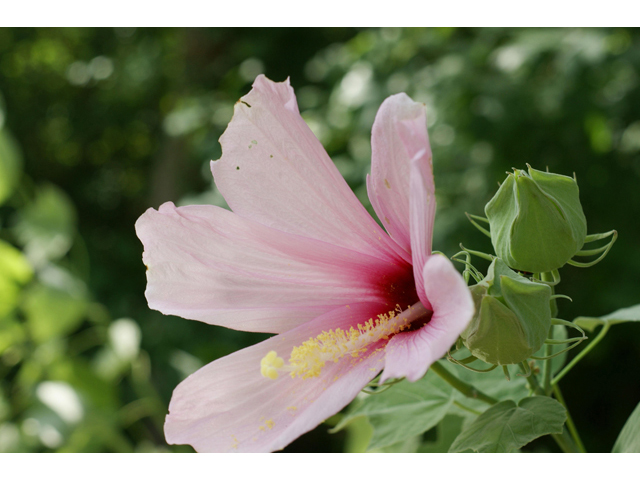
<box><xmin>259</xmin><ymin>305</ymin><xmax>417</xmax><ymax>381</ymax></box>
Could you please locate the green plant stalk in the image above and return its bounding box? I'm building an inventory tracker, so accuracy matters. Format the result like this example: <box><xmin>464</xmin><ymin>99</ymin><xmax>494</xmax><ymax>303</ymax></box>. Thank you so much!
<box><xmin>541</xmin><ymin>271</ymin><xmax>556</xmax><ymax>395</ymax></box>
<box><xmin>523</xmin><ymin>366</ymin><xmax>545</xmax><ymax>395</ymax></box>
<box><xmin>542</xmin><ymin>344</ymin><xmax>553</xmax><ymax>394</ymax></box>
<box><xmin>552</xmin><ymin>323</ymin><xmax>611</xmax><ymax>386</ymax></box>
<box><xmin>553</xmin><ymin>384</ymin><xmax>587</xmax><ymax>453</ymax></box>
<box><xmin>553</xmin><ymin>427</ymin><xmax>580</xmax><ymax>453</ymax></box>
<box><xmin>430</xmin><ymin>362</ymin><xmax>498</xmax><ymax>405</ymax></box>
<box><xmin>521</xmin><ymin>365</ymin><xmax>579</xmax><ymax>453</ymax></box>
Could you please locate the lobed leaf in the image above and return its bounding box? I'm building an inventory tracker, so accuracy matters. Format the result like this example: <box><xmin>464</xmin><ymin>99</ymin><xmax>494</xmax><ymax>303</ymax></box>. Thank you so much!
<box><xmin>449</xmin><ymin>396</ymin><xmax>567</xmax><ymax>453</ymax></box>
<box><xmin>333</xmin><ymin>372</ymin><xmax>454</xmax><ymax>451</ymax></box>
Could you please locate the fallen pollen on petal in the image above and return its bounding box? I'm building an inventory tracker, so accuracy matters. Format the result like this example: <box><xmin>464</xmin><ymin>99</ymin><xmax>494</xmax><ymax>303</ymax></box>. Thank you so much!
<box><xmin>260</xmin><ymin>350</ymin><xmax>285</xmax><ymax>380</ymax></box>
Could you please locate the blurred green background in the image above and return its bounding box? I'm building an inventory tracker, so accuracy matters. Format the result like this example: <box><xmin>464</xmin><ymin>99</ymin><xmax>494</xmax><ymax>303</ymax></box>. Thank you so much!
<box><xmin>0</xmin><ymin>27</ymin><xmax>639</xmax><ymax>453</ymax></box>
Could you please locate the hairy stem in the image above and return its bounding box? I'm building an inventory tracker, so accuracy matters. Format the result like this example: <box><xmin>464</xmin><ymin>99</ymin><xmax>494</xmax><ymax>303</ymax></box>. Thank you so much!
<box><xmin>552</xmin><ymin>323</ymin><xmax>610</xmax><ymax>386</ymax></box>
<box><xmin>553</xmin><ymin>384</ymin><xmax>587</xmax><ymax>453</ymax></box>
<box><xmin>520</xmin><ymin>365</ymin><xmax>580</xmax><ymax>453</ymax></box>
<box><xmin>542</xmin><ymin>345</ymin><xmax>553</xmax><ymax>394</ymax></box>
<box><xmin>430</xmin><ymin>362</ymin><xmax>498</xmax><ymax>405</ymax></box>
<box><xmin>553</xmin><ymin>427</ymin><xmax>580</xmax><ymax>453</ymax></box>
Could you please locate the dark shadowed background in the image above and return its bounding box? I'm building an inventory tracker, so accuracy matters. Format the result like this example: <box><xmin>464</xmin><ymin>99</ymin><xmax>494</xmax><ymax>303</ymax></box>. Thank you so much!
<box><xmin>0</xmin><ymin>27</ymin><xmax>638</xmax><ymax>452</ymax></box>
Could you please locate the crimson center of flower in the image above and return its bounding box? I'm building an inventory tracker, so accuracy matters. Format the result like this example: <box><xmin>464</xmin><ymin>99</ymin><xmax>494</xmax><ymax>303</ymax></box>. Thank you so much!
<box><xmin>260</xmin><ymin>302</ymin><xmax>429</xmax><ymax>380</ymax></box>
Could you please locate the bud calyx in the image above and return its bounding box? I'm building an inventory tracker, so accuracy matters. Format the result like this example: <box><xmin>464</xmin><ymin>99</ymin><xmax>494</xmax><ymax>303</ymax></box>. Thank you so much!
<box><xmin>461</xmin><ymin>259</ymin><xmax>552</xmax><ymax>366</ymax></box>
<box><xmin>485</xmin><ymin>165</ymin><xmax>587</xmax><ymax>273</ymax></box>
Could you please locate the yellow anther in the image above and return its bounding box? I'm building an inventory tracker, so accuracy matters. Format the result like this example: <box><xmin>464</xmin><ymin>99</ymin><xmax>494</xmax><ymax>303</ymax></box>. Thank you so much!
<box><xmin>288</xmin><ymin>306</ymin><xmax>411</xmax><ymax>380</ymax></box>
<box><xmin>260</xmin><ymin>351</ymin><xmax>285</xmax><ymax>380</ymax></box>
<box><xmin>257</xmin><ymin>304</ymin><xmax>426</xmax><ymax>383</ymax></box>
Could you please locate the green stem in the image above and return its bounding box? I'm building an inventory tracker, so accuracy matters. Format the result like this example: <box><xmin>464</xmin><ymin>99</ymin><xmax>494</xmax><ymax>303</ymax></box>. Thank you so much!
<box><xmin>553</xmin><ymin>384</ymin><xmax>587</xmax><ymax>453</ymax></box>
<box><xmin>553</xmin><ymin>428</ymin><xmax>580</xmax><ymax>453</ymax></box>
<box><xmin>542</xmin><ymin>345</ymin><xmax>553</xmax><ymax>395</ymax></box>
<box><xmin>551</xmin><ymin>323</ymin><xmax>610</xmax><ymax>386</ymax></box>
<box><xmin>542</xmin><ymin>350</ymin><xmax>552</xmax><ymax>394</ymax></box>
<box><xmin>430</xmin><ymin>362</ymin><xmax>498</xmax><ymax>405</ymax></box>
<box><xmin>520</xmin><ymin>365</ymin><xmax>579</xmax><ymax>453</ymax></box>
<box><xmin>520</xmin><ymin>364</ymin><xmax>544</xmax><ymax>395</ymax></box>
<box><xmin>541</xmin><ymin>272</ymin><xmax>556</xmax><ymax>395</ymax></box>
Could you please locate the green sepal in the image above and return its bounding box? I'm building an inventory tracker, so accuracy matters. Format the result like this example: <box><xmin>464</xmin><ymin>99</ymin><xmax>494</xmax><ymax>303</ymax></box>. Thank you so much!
<box><xmin>528</xmin><ymin>167</ymin><xmax>587</xmax><ymax>252</ymax></box>
<box><xmin>484</xmin><ymin>173</ymin><xmax>518</xmax><ymax>266</ymax></box>
<box><xmin>500</xmin><ymin>275</ymin><xmax>551</xmax><ymax>355</ymax></box>
<box><xmin>464</xmin><ymin>295</ymin><xmax>531</xmax><ymax>366</ymax></box>
<box><xmin>461</xmin><ymin>258</ymin><xmax>552</xmax><ymax>365</ymax></box>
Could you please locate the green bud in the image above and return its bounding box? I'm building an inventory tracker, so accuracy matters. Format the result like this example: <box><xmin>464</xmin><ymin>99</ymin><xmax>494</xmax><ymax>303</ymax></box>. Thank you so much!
<box><xmin>485</xmin><ymin>165</ymin><xmax>587</xmax><ymax>273</ymax></box>
<box><xmin>461</xmin><ymin>259</ymin><xmax>552</xmax><ymax>366</ymax></box>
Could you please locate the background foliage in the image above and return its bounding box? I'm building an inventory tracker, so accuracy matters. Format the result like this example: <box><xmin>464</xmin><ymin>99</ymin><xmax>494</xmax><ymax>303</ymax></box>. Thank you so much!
<box><xmin>0</xmin><ymin>27</ymin><xmax>638</xmax><ymax>452</ymax></box>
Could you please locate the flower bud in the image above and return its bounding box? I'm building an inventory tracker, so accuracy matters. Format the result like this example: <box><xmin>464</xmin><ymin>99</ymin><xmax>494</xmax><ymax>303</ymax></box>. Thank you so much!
<box><xmin>485</xmin><ymin>165</ymin><xmax>587</xmax><ymax>273</ymax></box>
<box><xmin>461</xmin><ymin>259</ymin><xmax>552</xmax><ymax>366</ymax></box>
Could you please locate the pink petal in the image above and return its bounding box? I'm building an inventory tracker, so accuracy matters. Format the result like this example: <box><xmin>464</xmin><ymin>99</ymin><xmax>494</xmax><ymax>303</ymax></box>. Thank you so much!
<box><xmin>408</xmin><ymin>129</ymin><xmax>436</xmax><ymax>308</ymax></box>
<box><xmin>211</xmin><ymin>75</ymin><xmax>408</xmax><ymax>264</ymax></box>
<box><xmin>135</xmin><ymin>202</ymin><xmax>413</xmax><ymax>333</ymax></box>
<box><xmin>368</xmin><ymin>94</ymin><xmax>431</xmax><ymax>257</ymax></box>
<box><xmin>164</xmin><ymin>303</ymin><xmax>388</xmax><ymax>452</ymax></box>
<box><xmin>381</xmin><ymin>255</ymin><xmax>474</xmax><ymax>382</ymax></box>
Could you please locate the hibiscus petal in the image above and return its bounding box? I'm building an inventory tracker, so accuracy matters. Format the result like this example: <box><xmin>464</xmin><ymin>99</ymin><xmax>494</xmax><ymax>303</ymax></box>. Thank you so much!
<box><xmin>164</xmin><ymin>303</ymin><xmax>387</xmax><ymax>452</ymax></box>
<box><xmin>211</xmin><ymin>75</ymin><xmax>407</xmax><ymax>264</ymax></box>
<box><xmin>381</xmin><ymin>255</ymin><xmax>474</xmax><ymax>382</ymax></box>
<box><xmin>408</xmin><ymin>127</ymin><xmax>436</xmax><ymax>308</ymax></box>
<box><xmin>135</xmin><ymin>202</ymin><xmax>411</xmax><ymax>333</ymax></box>
<box><xmin>368</xmin><ymin>93</ymin><xmax>431</xmax><ymax>257</ymax></box>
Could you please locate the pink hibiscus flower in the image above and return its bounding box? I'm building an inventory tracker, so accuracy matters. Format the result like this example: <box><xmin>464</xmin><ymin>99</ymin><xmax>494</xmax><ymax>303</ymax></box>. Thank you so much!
<box><xmin>135</xmin><ymin>75</ymin><xmax>474</xmax><ymax>452</ymax></box>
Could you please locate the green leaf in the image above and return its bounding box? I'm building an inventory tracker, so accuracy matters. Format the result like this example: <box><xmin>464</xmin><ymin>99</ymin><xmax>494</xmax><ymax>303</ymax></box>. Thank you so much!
<box><xmin>12</xmin><ymin>184</ymin><xmax>76</xmax><ymax>266</ymax></box>
<box><xmin>419</xmin><ymin>415</ymin><xmax>465</xmax><ymax>453</ymax></box>
<box><xmin>0</xmin><ymin>316</ymin><xmax>26</xmax><ymax>356</ymax></box>
<box><xmin>22</xmin><ymin>284</ymin><xmax>87</xmax><ymax>344</ymax></box>
<box><xmin>334</xmin><ymin>373</ymin><xmax>454</xmax><ymax>451</ymax></box>
<box><xmin>449</xmin><ymin>396</ymin><xmax>567</xmax><ymax>452</ymax></box>
<box><xmin>575</xmin><ymin>304</ymin><xmax>640</xmax><ymax>332</ymax></box>
<box><xmin>341</xmin><ymin>415</ymin><xmax>373</xmax><ymax>453</ymax></box>
<box><xmin>0</xmin><ymin>128</ymin><xmax>22</xmax><ymax>206</ymax></box>
<box><xmin>439</xmin><ymin>358</ymin><xmax>528</xmax><ymax>416</ymax></box>
<box><xmin>0</xmin><ymin>240</ymin><xmax>33</xmax><ymax>317</ymax></box>
<box><xmin>371</xmin><ymin>435</ymin><xmax>422</xmax><ymax>453</ymax></box>
<box><xmin>49</xmin><ymin>357</ymin><xmax>119</xmax><ymax>411</ymax></box>
<box><xmin>57</xmin><ymin>412</ymin><xmax>133</xmax><ymax>453</ymax></box>
<box><xmin>612</xmin><ymin>402</ymin><xmax>640</xmax><ymax>453</ymax></box>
